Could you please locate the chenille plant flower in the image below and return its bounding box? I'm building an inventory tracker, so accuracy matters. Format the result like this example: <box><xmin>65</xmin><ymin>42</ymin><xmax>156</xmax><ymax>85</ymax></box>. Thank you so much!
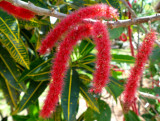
<box><xmin>90</xmin><ymin>22</ymin><xmax>111</xmax><ymax>93</ymax></box>
<box><xmin>40</xmin><ymin>23</ymin><xmax>92</xmax><ymax>118</ymax></box>
<box><xmin>40</xmin><ymin>4</ymin><xmax>119</xmax><ymax>118</ymax></box>
<box><xmin>40</xmin><ymin>21</ymin><xmax>113</xmax><ymax>117</ymax></box>
<box><xmin>39</xmin><ymin>4</ymin><xmax>119</xmax><ymax>55</ymax></box>
<box><xmin>123</xmin><ymin>30</ymin><xmax>157</xmax><ymax>112</ymax></box>
<box><xmin>0</xmin><ymin>0</ymin><xmax>35</xmax><ymax>20</ymax></box>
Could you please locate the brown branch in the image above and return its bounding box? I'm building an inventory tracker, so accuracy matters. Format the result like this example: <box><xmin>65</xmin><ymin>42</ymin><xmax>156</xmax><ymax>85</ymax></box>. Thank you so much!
<box><xmin>138</xmin><ymin>91</ymin><xmax>160</xmax><ymax>100</ymax></box>
<box><xmin>105</xmin><ymin>14</ymin><xmax>160</xmax><ymax>28</ymax></box>
<box><xmin>120</xmin><ymin>0</ymin><xmax>160</xmax><ymax>46</ymax></box>
<box><xmin>3</xmin><ymin>0</ymin><xmax>160</xmax><ymax>30</ymax></box>
<box><xmin>120</xmin><ymin>0</ymin><xmax>148</xmax><ymax>33</ymax></box>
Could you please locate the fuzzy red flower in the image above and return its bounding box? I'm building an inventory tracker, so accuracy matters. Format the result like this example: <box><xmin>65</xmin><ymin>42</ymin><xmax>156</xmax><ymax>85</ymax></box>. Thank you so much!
<box><xmin>119</xmin><ymin>33</ymin><xmax>127</xmax><ymax>42</ymax></box>
<box><xmin>123</xmin><ymin>31</ymin><xmax>157</xmax><ymax>112</ymax></box>
<box><xmin>0</xmin><ymin>1</ymin><xmax>35</xmax><ymax>20</ymax></box>
<box><xmin>39</xmin><ymin>4</ymin><xmax>119</xmax><ymax>55</ymax></box>
<box><xmin>90</xmin><ymin>22</ymin><xmax>111</xmax><ymax>93</ymax></box>
<box><xmin>40</xmin><ymin>23</ymin><xmax>92</xmax><ymax>118</ymax></box>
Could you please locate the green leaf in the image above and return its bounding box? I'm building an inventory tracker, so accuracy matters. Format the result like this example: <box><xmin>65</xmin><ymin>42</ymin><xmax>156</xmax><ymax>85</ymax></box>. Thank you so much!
<box><xmin>84</xmin><ymin>108</ymin><xmax>96</xmax><ymax>121</ymax></box>
<box><xmin>80</xmin><ymin>82</ymin><xmax>99</xmax><ymax>113</ymax></box>
<box><xmin>28</xmin><ymin>102</ymin><xmax>39</xmax><ymax>118</ymax></box>
<box><xmin>19</xmin><ymin>19</ymin><xmax>51</xmax><ymax>29</ymax></box>
<box><xmin>154</xmin><ymin>87</ymin><xmax>160</xmax><ymax>95</ymax></box>
<box><xmin>106</xmin><ymin>77</ymin><xmax>124</xmax><ymax>101</ymax></box>
<box><xmin>139</xmin><ymin>88</ymin><xmax>156</xmax><ymax>104</ymax></box>
<box><xmin>112</xmin><ymin>54</ymin><xmax>135</xmax><ymax>63</ymax></box>
<box><xmin>96</xmin><ymin>100</ymin><xmax>111</xmax><ymax>121</ymax></box>
<box><xmin>12</xmin><ymin>115</ymin><xmax>30</xmax><ymax>121</ymax></box>
<box><xmin>142</xmin><ymin>114</ymin><xmax>156</xmax><ymax>121</ymax></box>
<box><xmin>0</xmin><ymin>45</ymin><xmax>25</xmax><ymax>91</ymax></box>
<box><xmin>84</xmin><ymin>100</ymin><xmax>111</xmax><ymax>121</ymax></box>
<box><xmin>0</xmin><ymin>11</ymin><xmax>30</xmax><ymax>69</ymax></box>
<box><xmin>1</xmin><ymin>117</ymin><xmax>7</xmax><ymax>121</ymax></box>
<box><xmin>79</xmin><ymin>74</ymin><xmax>92</xmax><ymax>85</ymax></box>
<box><xmin>150</xmin><ymin>47</ymin><xmax>160</xmax><ymax>63</ymax></box>
<box><xmin>28</xmin><ymin>66</ymin><xmax>51</xmax><ymax>81</ymax></box>
<box><xmin>109</xmin><ymin>27</ymin><xmax>124</xmax><ymax>39</ymax></box>
<box><xmin>19</xmin><ymin>20</ymin><xmax>39</xmax><ymax>28</ymax></box>
<box><xmin>22</xmin><ymin>0</ymin><xmax>48</xmax><ymax>8</ymax></box>
<box><xmin>79</xmin><ymin>39</ymin><xmax>95</xmax><ymax>57</ymax></box>
<box><xmin>26</xmin><ymin>117</ymin><xmax>37</xmax><ymax>121</ymax></box>
<box><xmin>78</xmin><ymin>63</ymin><xmax>94</xmax><ymax>73</ymax></box>
<box><xmin>125</xmin><ymin>111</ymin><xmax>141</xmax><ymax>121</ymax></box>
<box><xmin>149</xmin><ymin>47</ymin><xmax>160</xmax><ymax>76</ymax></box>
<box><xmin>72</xmin><ymin>0</ymin><xmax>85</xmax><ymax>7</ymax></box>
<box><xmin>149</xmin><ymin>63</ymin><xmax>157</xmax><ymax>76</ymax></box>
<box><xmin>155</xmin><ymin>103</ymin><xmax>160</xmax><ymax>114</ymax></box>
<box><xmin>80</xmin><ymin>54</ymin><xmax>95</xmax><ymax>63</ymax></box>
<box><xmin>53</xmin><ymin>105</ymin><xmax>62</xmax><ymax>121</ymax></box>
<box><xmin>0</xmin><ymin>75</ymin><xmax>19</xmax><ymax>108</ymax></box>
<box><xmin>12</xmin><ymin>81</ymin><xmax>49</xmax><ymax>114</ymax></box>
<box><xmin>19</xmin><ymin>57</ymin><xmax>52</xmax><ymax>82</ymax></box>
<box><xmin>61</xmin><ymin>69</ymin><xmax>80</xmax><ymax>121</ymax></box>
<box><xmin>29</xmin><ymin>71</ymin><xmax>50</xmax><ymax>81</ymax></box>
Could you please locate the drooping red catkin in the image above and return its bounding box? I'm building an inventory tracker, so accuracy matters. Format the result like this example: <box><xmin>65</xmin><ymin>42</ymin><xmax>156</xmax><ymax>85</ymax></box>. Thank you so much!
<box><xmin>39</xmin><ymin>4</ymin><xmax>119</xmax><ymax>55</ymax></box>
<box><xmin>90</xmin><ymin>22</ymin><xmax>111</xmax><ymax>93</ymax></box>
<box><xmin>40</xmin><ymin>24</ymin><xmax>92</xmax><ymax>118</ymax></box>
<box><xmin>0</xmin><ymin>1</ymin><xmax>35</xmax><ymax>20</ymax></box>
<box><xmin>123</xmin><ymin>31</ymin><xmax>157</xmax><ymax>112</ymax></box>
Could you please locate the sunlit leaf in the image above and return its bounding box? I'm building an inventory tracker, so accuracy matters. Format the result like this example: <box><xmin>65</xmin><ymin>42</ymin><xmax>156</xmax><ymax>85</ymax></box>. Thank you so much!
<box><xmin>80</xmin><ymin>82</ymin><xmax>99</xmax><ymax>113</ymax></box>
<box><xmin>61</xmin><ymin>69</ymin><xmax>80</xmax><ymax>121</ymax></box>
<box><xmin>125</xmin><ymin>111</ymin><xmax>141</xmax><ymax>121</ymax></box>
<box><xmin>12</xmin><ymin>81</ymin><xmax>48</xmax><ymax>114</ymax></box>
<box><xmin>0</xmin><ymin>45</ymin><xmax>25</xmax><ymax>91</ymax></box>
<box><xmin>84</xmin><ymin>100</ymin><xmax>111</xmax><ymax>121</ymax></box>
<box><xmin>106</xmin><ymin>77</ymin><xmax>124</xmax><ymax>101</ymax></box>
<box><xmin>0</xmin><ymin>11</ymin><xmax>29</xmax><ymax>69</ymax></box>
<box><xmin>0</xmin><ymin>75</ymin><xmax>19</xmax><ymax>108</ymax></box>
<box><xmin>112</xmin><ymin>54</ymin><xmax>135</xmax><ymax>63</ymax></box>
<box><xmin>19</xmin><ymin>57</ymin><xmax>52</xmax><ymax>82</ymax></box>
<box><xmin>79</xmin><ymin>39</ymin><xmax>95</xmax><ymax>57</ymax></box>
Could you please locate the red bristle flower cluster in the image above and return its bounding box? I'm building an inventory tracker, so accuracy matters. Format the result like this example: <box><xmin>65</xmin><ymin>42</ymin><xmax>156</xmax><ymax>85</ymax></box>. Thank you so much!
<box><xmin>40</xmin><ymin>24</ymin><xmax>92</xmax><ymax>118</ymax></box>
<box><xmin>39</xmin><ymin>4</ymin><xmax>119</xmax><ymax>118</ymax></box>
<box><xmin>39</xmin><ymin>4</ymin><xmax>119</xmax><ymax>55</ymax></box>
<box><xmin>90</xmin><ymin>22</ymin><xmax>111</xmax><ymax>93</ymax></box>
<box><xmin>40</xmin><ymin>21</ymin><xmax>113</xmax><ymax>117</ymax></box>
<box><xmin>0</xmin><ymin>1</ymin><xmax>35</xmax><ymax>20</ymax></box>
<box><xmin>123</xmin><ymin>31</ymin><xmax>157</xmax><ymax>112</ymax></box>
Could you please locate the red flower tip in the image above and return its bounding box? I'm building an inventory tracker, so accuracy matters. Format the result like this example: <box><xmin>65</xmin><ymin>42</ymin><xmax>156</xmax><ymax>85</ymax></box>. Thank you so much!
<box><xmin>90</xmin><ymin>22</ymin><xmax>111</xmax><ymax>94</ymax></box>
<box><xmin>119</xmin><ymin>33</ymin><xmax>127</xmax><ymax>42</ymax></box>
<box><xmin>123</xmin><ymin>30</ymin><xmax>157</xmax><ymax>113</ymax></box>
<box><xmin>39</xmin><ymin>4</ymin><xmax>119</xmax><ymax>55</ymax></box>
<box><xmin>0</xmin><ymin>1</ymin><xmax>35</xmax><ymax>20</ymax></box>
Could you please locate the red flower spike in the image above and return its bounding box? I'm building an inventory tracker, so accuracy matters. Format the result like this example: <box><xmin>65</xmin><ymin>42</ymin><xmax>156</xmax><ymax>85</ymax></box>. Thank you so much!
<box><xmin>123</xmin><ymin>31</ymin><xmax>157</xmax><ymax>112</ymax></box>
<box><xmin>90</xmin><ymin>22</ymin><xmax>111</xmax><ymax>93</ymax></box>
<box><xmin>119</xmin><ymin>33</ymin><xmax>127</xmax><ymax>42</ymax></box>
<box><xmin>39</xmin><ymin>4</ymin><xmax>119</xmax><ymax>55</ymax></box>
<box><xmin>0</xmin><ymin>1</ymin><xmax>35</xmax><ymax>20</ymax></box>
<box><xmin>40</xmin><ymin>23</ymin><xmax>92</xmax><ymax>118</ymax></box>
